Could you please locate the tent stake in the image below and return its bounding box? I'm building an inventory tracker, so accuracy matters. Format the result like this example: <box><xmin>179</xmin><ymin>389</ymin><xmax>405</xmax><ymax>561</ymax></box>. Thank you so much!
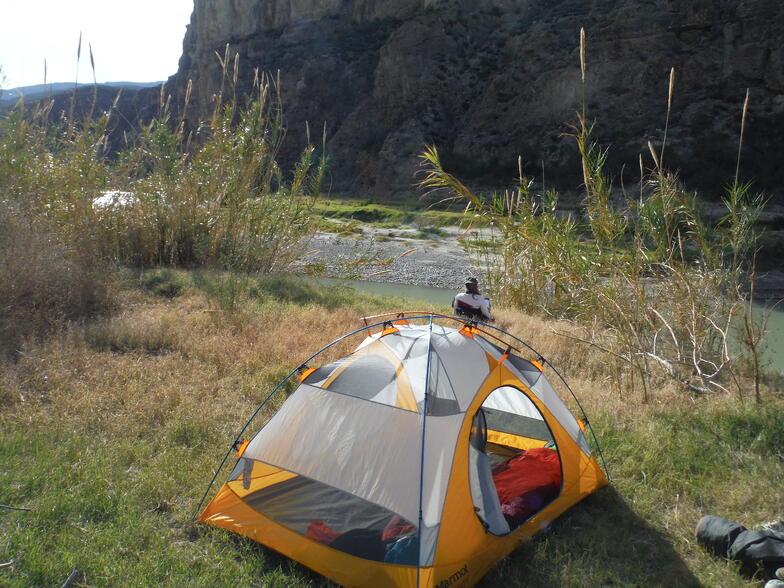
<box><xmin>60</xmin><ymin>569</ymin><xmax>79</xmax><ymax>588</ymax></box>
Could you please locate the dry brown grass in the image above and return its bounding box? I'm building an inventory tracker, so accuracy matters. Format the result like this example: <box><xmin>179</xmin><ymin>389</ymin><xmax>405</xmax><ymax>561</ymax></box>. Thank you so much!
<box><xmin>1</xmin><ymin>277</ymin><xmax>780</xmax><ymax>587</ymax></box>
<box><xmin>5</xmin><ymin>294</ymin><xmax>354</xmax><ymax>429</ymax></box>
<box><xmin>4</xmin><ymin>282</ymin><xmax>773</xmax><ymax>442</ymax></box>
<box><xmin>0</xmin><ymin>207</ymin><xmax>113</xmax><ymax>360</ymax></box>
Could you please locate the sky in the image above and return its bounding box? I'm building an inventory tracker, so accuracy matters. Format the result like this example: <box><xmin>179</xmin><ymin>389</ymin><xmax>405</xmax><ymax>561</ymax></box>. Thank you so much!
<box><xmin>0</xmin><ymin>0</ymin><xmax>194</xmax><ymax>89</ymax></box>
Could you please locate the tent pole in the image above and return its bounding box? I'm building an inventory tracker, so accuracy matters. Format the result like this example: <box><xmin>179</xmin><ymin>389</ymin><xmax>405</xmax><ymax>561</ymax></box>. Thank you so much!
<box><xmin>193</xmin><ymin>318</ymin><xmax>403</xmax><ymax>520</ymax></box>
<box><xmin>416</xmin><ymin>315</ymin><xmax>435</xmax><ymax>588</ymax></box>
<box><xmin>543</xmin><ymin>359</ymin><xmax>611</xmax><ymax>482</ymax></box>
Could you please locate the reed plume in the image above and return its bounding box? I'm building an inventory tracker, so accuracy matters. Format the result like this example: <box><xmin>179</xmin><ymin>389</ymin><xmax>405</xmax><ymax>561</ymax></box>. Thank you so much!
<box><xmin>660</xmin><ymin>67</ymin><xmax>675</xmax><ymax>168</ymax></box>
<box><xmin>580</xmin><ymin>27</ymin><xmax>587</xmax><ymax>121</ymax></box>
<box><xmin>734</xmin><ymin>88</ymin><xmax>750</xmax><ymax>187</ymax></box>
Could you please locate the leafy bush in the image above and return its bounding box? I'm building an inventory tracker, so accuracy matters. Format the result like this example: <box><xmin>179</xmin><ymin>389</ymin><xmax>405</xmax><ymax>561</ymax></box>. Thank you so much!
<box><xmin>0</xmin><ymin>69</ymin><xmax>323</xmax><ymax>276</ymax></box>
<box><xmin>420</xmin><ymin>140</ymin><xmax>767</xmax><ymax>400</ymax></box>
<box><xmin>419</xmin><ymin>58</ymin><xmax>767</xmax><ymax>402</ymax></box>
<box><xmin>101</xmin><ymin>75</ymin><xmax>322</xmax><ymax>272</ymax></box>
<box><xmin>0</xmin><ymin>59</ymin><xmax>324</xmax><ymax>354</ymax></box>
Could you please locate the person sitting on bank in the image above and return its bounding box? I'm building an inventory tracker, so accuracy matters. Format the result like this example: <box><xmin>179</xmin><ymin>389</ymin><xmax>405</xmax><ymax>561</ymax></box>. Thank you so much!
<box><xmin>453</xmin><ymin>277</ymin><xmax>493</xmax><ymax>321</ymax></box>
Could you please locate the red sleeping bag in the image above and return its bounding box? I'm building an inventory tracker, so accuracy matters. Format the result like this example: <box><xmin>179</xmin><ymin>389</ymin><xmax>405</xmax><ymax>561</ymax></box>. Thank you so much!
<box><xmin>491</xmin><ymin>447</ymin><xmax>562</xmax><ymax>527</ymax></box>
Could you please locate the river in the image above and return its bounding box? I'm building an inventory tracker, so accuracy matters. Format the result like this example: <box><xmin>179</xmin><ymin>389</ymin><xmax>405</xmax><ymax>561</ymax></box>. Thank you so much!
<box><xmin>318</xmin><ymin>278</ymin><xmax>784</xmax><ymax>373</ymax></box>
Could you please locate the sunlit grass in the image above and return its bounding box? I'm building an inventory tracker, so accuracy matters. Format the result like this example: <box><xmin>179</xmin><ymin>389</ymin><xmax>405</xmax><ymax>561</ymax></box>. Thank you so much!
<box><xmin>315</xmin><ymin>197</ymin><xmax>480</xmax><ymax>229</ymax></box>
<box><xmin>1</xmin><ymin>272</ymin><xmax>781</xmax><ymax>586</ymax></box>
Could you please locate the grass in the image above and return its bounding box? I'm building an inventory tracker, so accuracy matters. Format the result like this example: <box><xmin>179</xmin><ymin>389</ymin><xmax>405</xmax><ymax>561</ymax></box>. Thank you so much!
<box><xmin>0</xmin><ymin>70</ymin><xmax>322</xmax><ymax>358</ymax></box>
<box><xmin>315</xmin><ymin>200</ymin><xmax>414</xmax><ymax>225</ymax></box>
<box><xmin>1</xmin><ymin>270</ymin><xmax>781</xmax><ymax>587</ymax></box>
<box><xmin>1</xmin><ymin>29</ymin><xmax>780</xmax><ymax>586</ymax></box>
<box><xmin>317</xmin><ymin>218</ymin><xmax>364</xmax><ymax>235</ymax></box>
<box><xmin>314</xmin><ymin>197</ymin><xmax>480</xmax><ymax>230</ymax></box>
<box><xmin>0</xmin><ymin>70</ymin><xmax>322</xmax><ymax>277</ymax></box>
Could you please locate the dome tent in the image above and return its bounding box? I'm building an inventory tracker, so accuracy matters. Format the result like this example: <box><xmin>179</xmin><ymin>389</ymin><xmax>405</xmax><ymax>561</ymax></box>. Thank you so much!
<box><xmin>197</xmin><ymin>313</ymin><xmax>608</xmax><ymax>587</ymax></box>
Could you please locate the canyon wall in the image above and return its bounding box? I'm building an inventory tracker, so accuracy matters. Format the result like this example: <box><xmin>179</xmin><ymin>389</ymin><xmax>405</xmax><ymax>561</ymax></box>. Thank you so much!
<box><xmin>170</xmin><ymin>0</ymin><xmax>784</xmax><ymax>197</ymax></box>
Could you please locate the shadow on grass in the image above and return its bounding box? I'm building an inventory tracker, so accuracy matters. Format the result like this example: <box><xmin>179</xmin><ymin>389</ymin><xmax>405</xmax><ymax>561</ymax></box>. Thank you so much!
<box><xmin>215</xmin><ymin>486</ymin><xmax>698</xmax><ymax>587</ymax></box>
<box><xmin>227</xmin><ymin>534</ymin><xmax>337</xmax><ymax>587</ymax></box>
<box><xmin>248</xmin><ymin>276</ymin><xmax>358</xmax><ymax>309</ymax></box>
<box><xmin>479</xmin><ymin>486</ymin><xmax>700</xmax><ymax>587</ymax></box>
<box><xmin>189</xmin><ymin>271</ymin><xmax>366</xmax><ymax>311</ymax></box>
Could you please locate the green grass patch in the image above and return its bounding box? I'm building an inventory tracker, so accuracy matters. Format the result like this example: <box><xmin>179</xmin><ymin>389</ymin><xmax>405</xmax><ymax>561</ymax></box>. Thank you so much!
<box><xmin>0</xmin><ymin>422</ymin><xmax>331</xmax><ymax>587</ymax></box>
<box><xmin>420</xmin><ymin>209</ymin><xmax>474</xmax><ymax>227</ymax></box>
<box><xmin>414</xmin><ymin>226</ymin><xmax>447</xmax><ymax>239</ymax></box>
<box><xmin>314</xmin><ymin>198</ymin><xmax>487</xmax><ymax>229</ymax></box>
<box><xmin>189</xmin><ymin>271</ymin><xmax>414</xmax><ymax>313</ymax></box>
<box><xmin>318</xmin><ymin>218</ymin><xmax>364</xmax><ymax>235</ymax></box>
<box><xmin>315</xmin><ymin>199</ymin><xmax>413</xmax><ymax>225</ymax></box>
<box><xmin>137</xmin><ymin>268</ymin><xmax>186</xmax><ymax>299</ymax></box>
<box><xmin>0</xmin><ymin>271</ymin><xmax>780</xmax><ymax>587</ymax></box>
<box><xmin>481</xmin><ymin>401</ymin><xmax>783</xmax><ymax>587</ymax></box>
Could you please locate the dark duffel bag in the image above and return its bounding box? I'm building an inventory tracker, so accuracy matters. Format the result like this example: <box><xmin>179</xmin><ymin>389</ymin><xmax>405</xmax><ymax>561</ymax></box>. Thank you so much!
<box><xmin>696</xmin><ymin>515</ymin><xmax>784</xmax><ymax>577</ymax></box>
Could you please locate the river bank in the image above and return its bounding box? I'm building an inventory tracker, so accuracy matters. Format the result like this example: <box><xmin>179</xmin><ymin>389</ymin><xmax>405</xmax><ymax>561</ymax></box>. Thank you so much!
<box><xmin>298</xmin><ymin>223</ymin><xmax>784</xmax><ymax>301</ymax></box>
<box><xmin>297</xmin><ymin>222</ymin><xmax>784</xmax><ymax>371</ymax></box>
<box><xmin>296</xmin><ymin>225</ymin><xmax>485</xmax><ymax>290</ymax></box>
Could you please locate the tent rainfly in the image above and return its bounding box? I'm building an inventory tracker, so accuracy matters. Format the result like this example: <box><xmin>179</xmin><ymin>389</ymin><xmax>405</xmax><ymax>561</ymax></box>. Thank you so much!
<box><xmin>197</xmin><ymin>313</ymin><xmax>608</xmax><ymax>587</ymax></box>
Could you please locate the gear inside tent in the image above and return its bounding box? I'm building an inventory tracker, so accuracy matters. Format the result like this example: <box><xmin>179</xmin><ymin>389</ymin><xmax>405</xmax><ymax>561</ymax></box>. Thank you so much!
<box><xmin>197</xmin><ymin>313</ymin><xmax>608</xmax><ymax>587</ymax></box>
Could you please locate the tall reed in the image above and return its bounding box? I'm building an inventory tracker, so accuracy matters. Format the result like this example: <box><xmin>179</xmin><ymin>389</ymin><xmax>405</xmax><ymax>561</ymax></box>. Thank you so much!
<box><xmin>1</xmin><ymin>44</ymin><xmax>322</xmax><ymax>274</ymax></box>
<box><xmin>419</xmin><ymin>31</ymin><xmax>769</xmax><ymax>402</ymax></box>
<box><xmin>0</xmin><ymin>43</ymin><xmax>325</xmax><ymax>344</ymax></box>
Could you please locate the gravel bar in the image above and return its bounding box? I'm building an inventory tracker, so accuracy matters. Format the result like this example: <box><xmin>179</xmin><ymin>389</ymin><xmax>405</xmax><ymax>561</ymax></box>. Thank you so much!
<box><xmin>296</xmin><ymin>226</ymin><xmax>486</xmax><ymax>289</ymax></box>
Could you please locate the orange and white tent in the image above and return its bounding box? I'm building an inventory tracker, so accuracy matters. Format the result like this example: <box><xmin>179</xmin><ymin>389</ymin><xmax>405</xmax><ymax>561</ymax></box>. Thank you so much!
<box><xmin>198</xmin><ymin>313</ymin><xmax>608</xmax><ymax>587</ymax></box>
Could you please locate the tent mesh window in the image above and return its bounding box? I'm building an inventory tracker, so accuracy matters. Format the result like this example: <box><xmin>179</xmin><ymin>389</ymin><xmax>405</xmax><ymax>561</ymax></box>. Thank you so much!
<box><xmin>422</xmin><ymin>349</ymin><xmax>460</xmax><ymax>415</ymax></box>
<box><xmin>302</xmin><ymin>342</ymin><xmax>417</xmax><ymax>411</ymax></box>
<box><xmin>469</xmin><ymin>386</ymin><xmax>562</xmax><ymax>535</ymax></box>
<box><xmin>234</xmin><ymin>461</ymin><xmax>420</xmax><ymax>565</ymax></box>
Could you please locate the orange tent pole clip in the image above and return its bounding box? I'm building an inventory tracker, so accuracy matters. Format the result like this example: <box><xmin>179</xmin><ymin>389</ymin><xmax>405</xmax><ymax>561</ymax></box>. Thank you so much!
<box><xmin>298</xmin><ymin>367</ymin><xmax>316</xmax><ymax>382</ymax></box>
<box><xmin>234</xmin><ymin>439</ymin><xmax>250</xmax><ymax>458</ymax></box>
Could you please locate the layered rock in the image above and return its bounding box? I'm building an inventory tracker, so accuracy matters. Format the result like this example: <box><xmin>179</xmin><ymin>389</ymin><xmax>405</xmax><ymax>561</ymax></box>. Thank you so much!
<box><xmin>170</xmin><ymin>0</ymin><xmax>784</xmax><ymax>198</ymax></box>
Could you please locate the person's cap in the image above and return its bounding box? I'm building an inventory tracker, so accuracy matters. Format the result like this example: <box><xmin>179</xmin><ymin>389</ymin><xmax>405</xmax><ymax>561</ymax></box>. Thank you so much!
<box><xmin>465</xmin><ymin>277</ymin><xmax>478</xmax><ymax>286</ymax></box>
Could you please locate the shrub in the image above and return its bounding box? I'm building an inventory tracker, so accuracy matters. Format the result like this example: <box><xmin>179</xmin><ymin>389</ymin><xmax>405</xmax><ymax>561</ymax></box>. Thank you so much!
<box><xmin>0</xmin><ymin>66</ymin><xmax>323</xmax><ymax>276</ymax></box>
<box><xmin>419</xmin><ymin>45</ymin><xmax>768</xmax><ymax>401</ymax></box>
<box><xmin>0</xmin><ymin>205</ymin><xmax>111</xmax><ymax>358</ymax></box>
<box><xmin>0</xmin><ymin>58</ymin><xmax>324</xmax><ymax>351</ymax></box>
<box><xmin>100</xmin><ymin>74</ymin><xmax>322</xmax><ymax>272</ymax></box>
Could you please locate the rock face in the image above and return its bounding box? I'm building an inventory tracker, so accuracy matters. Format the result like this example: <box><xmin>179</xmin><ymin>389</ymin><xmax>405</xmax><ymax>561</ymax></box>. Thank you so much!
<box><xmin>170</xmin><ymin>0</ymin><xmax>784</xmax><ymax>198</ymax></box>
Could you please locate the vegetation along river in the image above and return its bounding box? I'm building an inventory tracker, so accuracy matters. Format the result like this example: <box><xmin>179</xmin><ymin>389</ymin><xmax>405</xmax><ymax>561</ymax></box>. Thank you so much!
<box><xmin>316</xmin><ymin>277</ymin><xmax>784</xmax><ymax>374</ymax></box>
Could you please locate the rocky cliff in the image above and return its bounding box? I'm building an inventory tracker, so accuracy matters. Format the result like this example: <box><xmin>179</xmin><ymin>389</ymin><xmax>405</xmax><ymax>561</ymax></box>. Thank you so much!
<box><xmin>170</xmin><ymin>0</ymin><xmax>784</xmax><ymax>198</ymax></box>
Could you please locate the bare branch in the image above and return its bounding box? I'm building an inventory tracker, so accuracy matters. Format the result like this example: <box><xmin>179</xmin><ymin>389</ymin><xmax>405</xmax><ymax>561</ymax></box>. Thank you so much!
<box><xmin>649</xmin><ymin>307</ymin><xmax>681</xmax><ymax>361</ymax></box>
<box><xmin>638</xmin><ymin>352</ymin><xmax>676</xmax><ymax>378</ymax></box>
<box><xmin>0</xmin><ymin>504</ymin><xmax>31</xmax><ymax>512</ymax></box>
